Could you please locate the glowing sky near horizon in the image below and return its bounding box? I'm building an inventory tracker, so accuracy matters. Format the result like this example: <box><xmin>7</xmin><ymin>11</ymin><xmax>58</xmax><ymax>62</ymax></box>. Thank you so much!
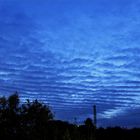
<box><xmin>0</xmin><ymin>0</ymin><xmax>140</xmax><ymax>127</ymax></box>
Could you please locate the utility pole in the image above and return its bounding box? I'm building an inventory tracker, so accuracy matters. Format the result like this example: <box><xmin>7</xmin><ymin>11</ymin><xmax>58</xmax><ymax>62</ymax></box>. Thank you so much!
<box><xmin>93</xmin><ymin>105</ymin><xmax>97</xmax><ymax>140</ymax></box>
<box><xmin>93</xmin><ymin>105</ymin><xmax>97</xmax><ymax>127</ymax></box>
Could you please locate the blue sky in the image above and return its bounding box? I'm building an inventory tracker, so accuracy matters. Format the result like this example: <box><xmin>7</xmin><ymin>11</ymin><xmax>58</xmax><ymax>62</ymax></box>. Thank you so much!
<box><xmin>0</xmin><ymin>0</ymin><xmax>140</xmax><ymax>127</ymax></box>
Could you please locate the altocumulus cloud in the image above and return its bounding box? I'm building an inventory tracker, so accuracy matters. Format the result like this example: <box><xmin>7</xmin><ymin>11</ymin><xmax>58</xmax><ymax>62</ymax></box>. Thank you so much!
<box><xmin>0</xmin><ymin>0</ymin><xmax>140</xmax><ymax>127</ymax></box>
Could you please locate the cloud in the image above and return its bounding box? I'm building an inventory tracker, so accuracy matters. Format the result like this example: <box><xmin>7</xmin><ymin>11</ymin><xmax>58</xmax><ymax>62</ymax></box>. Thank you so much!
<box><xmin>0</xmin><ymin>0</ymin><xmax>140</xmax><ymax>127</ymax></box>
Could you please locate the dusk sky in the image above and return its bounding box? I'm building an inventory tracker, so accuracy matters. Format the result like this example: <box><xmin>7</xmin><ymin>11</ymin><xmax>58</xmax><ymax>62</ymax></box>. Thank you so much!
<box><xmin>0</xmin><ymin>0</ymin><xmax>140</xmax><ymax>127</ymax></box>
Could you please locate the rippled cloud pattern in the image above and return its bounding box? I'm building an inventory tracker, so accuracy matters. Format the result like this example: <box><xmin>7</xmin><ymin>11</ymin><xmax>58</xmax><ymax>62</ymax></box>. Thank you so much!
<box><xmin>0</xmin><ymin>0</ymin><xmax>140</xmax><ymax>127</ymax></box>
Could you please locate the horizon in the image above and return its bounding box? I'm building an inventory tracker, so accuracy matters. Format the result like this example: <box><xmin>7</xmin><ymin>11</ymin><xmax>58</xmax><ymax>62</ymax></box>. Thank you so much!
<box><xmin>0</xmin><ymin>0</ymin><xmax>140</xmax><ymax>127</ymax></box>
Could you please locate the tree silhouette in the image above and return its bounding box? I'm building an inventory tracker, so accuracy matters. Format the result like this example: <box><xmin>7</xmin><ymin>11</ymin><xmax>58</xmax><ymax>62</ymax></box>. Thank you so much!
<box><xmin>84</xmin><ymin>118</ymin><xmax>93</xmax><ymax>128</ymax></box>
<box><xmin>0</xmin><ymin>93</ymin><xmax>140</xmax><ymax>140</ymax></box>
<box><xmin>84</xmin><ymin>118</ymin><xmax>94</xmax><ymax>140</ymax></box>
<box><xmin>20</xmin><ymin>99</ymin><xmax>53</xmax><ymax>140</ymax></box>
<box><xmin>8</xmin><ymin>93</ymin><xmax>19</xmax><ymax>110</ymax></box>
<box><xmin>0</xmin><ymin>93</ymin><xmax>53</xmax><ymax>140</ymax></box>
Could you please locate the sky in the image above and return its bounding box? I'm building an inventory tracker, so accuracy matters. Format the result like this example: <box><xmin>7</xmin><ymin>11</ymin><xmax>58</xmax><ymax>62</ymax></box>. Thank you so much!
<box><xmin>0</xmin><ymin>0</ymin><xmax>140</xmax><ymax>127</ymax></box>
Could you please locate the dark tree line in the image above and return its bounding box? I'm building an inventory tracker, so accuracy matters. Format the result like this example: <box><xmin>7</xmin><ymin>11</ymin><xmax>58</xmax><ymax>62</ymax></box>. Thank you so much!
<box><xmin>0</xmin><ymin>93</ymin><xmax>53</xmax><ymax>140</ymax></box>
<box><xmin>0</xmin><ymin>93</ymin><xmax>140</xmax><ymax>140</ymax></box>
